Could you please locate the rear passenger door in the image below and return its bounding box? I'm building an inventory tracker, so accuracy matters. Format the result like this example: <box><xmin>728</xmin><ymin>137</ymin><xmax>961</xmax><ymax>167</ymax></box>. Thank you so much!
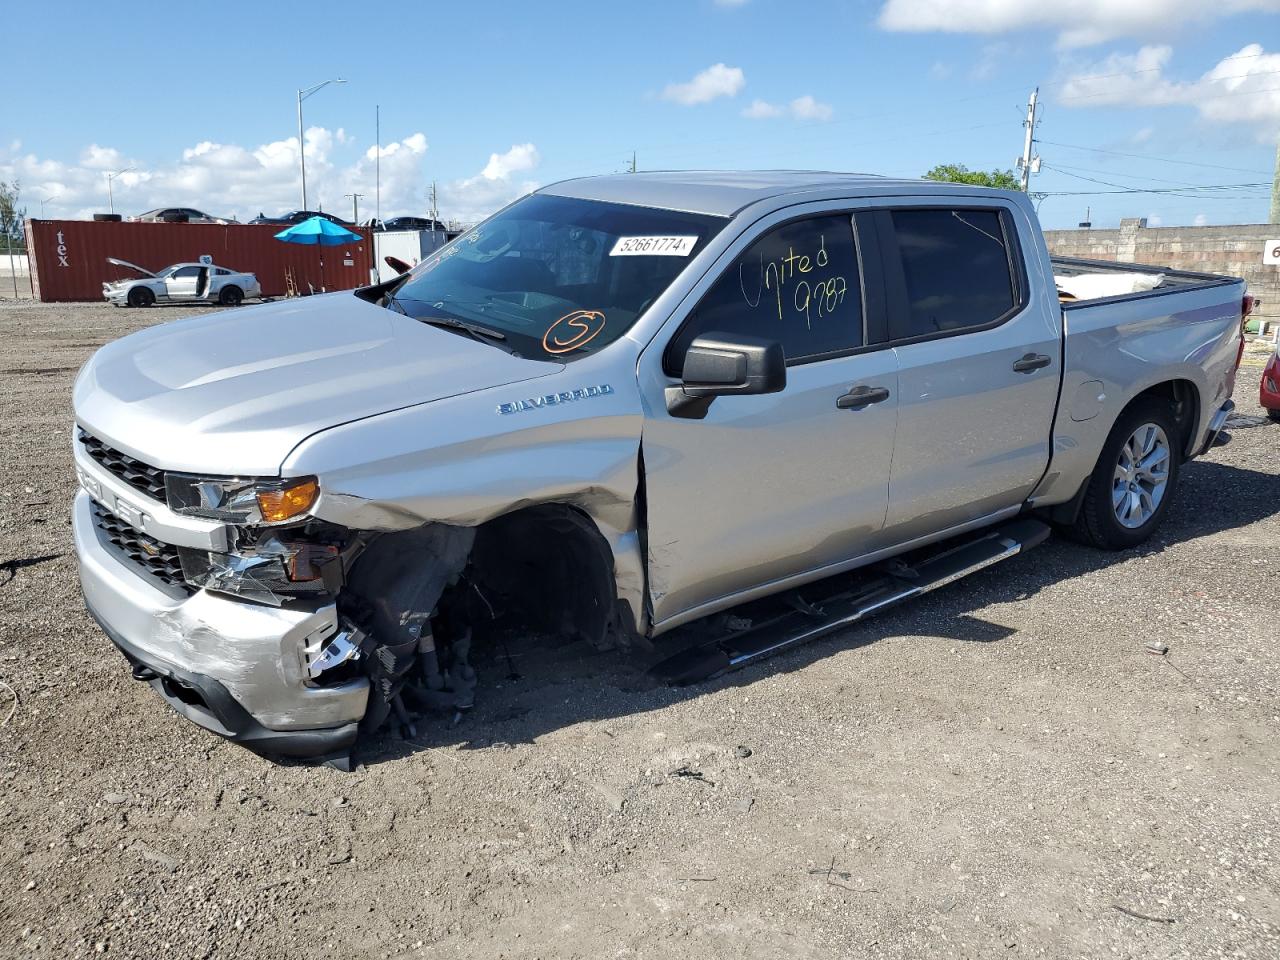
<box><xmin>875</xmin><ymin>204</ymin><xmax>1060</xmax><ymax>540</ymax></box>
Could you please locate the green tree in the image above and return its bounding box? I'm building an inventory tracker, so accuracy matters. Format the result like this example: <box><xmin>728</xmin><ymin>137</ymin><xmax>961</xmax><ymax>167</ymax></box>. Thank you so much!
<box><xmin>0</xmin><ymin>180</ymin><xmax>24</xmax><ymax>254</ymax></box>
<box><xmin>923</xmin><ymin>164</ymin><xmax>1020</xmax><ymax>191</ymax></box>
<box><xmin>1</xmin><ymin>180</ymin><xmax>23</xmax><ymax>297</ymax></box>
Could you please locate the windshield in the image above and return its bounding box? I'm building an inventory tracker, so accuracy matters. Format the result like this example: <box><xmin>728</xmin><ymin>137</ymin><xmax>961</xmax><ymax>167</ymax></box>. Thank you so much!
<box><xmin>386</xmin><ymin>193</ymin><xmax>726</xmax><ymax>361</ymax></box>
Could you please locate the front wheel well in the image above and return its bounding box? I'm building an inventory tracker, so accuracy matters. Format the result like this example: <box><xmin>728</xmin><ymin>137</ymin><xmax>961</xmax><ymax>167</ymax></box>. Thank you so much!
<box><xmin>458</xmin><ymin>503</ymin><xmax>622</xmax><ymax>649</ymax></box>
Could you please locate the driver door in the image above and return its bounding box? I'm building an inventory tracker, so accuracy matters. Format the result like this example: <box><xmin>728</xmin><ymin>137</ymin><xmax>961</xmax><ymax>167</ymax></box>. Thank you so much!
<box><xmin>639</xmin><ymin>210</ymin><xmax>899</xmax><ymax>630</ymax></box>
<box><xmin>164</xmin><ymin>265</ymin><xmax>201</xmax><ymax>300</ymax></box>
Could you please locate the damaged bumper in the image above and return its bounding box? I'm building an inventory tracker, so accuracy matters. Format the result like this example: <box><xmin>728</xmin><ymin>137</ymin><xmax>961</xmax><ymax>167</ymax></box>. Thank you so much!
<box><xmin>73</xmin><ymin>490</ymin><xmax>368</xmax><ymax>758</ymax></box>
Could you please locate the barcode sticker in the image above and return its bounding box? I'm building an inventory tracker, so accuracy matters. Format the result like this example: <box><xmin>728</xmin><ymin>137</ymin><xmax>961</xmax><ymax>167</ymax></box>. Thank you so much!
<box><xmin>609</xmin><ymin>236</ymin><xmax>698</xmax><ymax>257</ymax></box>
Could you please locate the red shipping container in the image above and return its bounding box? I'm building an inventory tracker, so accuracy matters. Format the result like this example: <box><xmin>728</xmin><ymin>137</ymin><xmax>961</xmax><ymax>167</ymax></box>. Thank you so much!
<box><xmin>25</xmin><ymin>219</ymin><xmax>373</xmax><ymax>302</ymax></box>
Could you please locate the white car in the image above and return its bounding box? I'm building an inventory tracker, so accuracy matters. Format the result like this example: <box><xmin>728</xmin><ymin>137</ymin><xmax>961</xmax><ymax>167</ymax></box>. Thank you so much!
<box><xmin>130</xmin><ymin>208</ymin><xmax>235</xmax><ymax>224</ymax></box>
<box><xmin>102</xmin><ymin>259</ymin><xmax>262</xmax><ymax>308</ymax></box>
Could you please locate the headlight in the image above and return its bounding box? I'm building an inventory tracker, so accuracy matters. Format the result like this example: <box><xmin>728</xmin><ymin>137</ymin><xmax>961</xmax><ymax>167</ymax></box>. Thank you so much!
<box><xmin>178</xmin><ymin>534</ymin><xmax>339</xmax><ymax>606</ymax></box>
<box><xmin>165</xmin><ymin>474</ymin><xmax>319</xmax><ymax>524</ymax></box>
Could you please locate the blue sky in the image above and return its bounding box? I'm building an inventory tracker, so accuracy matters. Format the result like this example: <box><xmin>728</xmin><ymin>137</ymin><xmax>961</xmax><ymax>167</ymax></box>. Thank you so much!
<box><xmin>3</xmin><ymin>0</ymin><xmax>1278</xmax><ymax>229</ymax></box>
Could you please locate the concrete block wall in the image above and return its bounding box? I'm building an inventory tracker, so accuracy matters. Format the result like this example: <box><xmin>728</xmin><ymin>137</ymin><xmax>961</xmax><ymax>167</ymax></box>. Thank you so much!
<box><xmin>1043</xmin><ymin>220</ymin><xmax>1279</xmax><ymax>332</ymax></box>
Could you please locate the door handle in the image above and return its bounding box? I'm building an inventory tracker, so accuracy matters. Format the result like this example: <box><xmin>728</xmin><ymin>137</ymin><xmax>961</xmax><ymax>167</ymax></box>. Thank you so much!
<box><xmin>1012</xmin><ymin>353</ymin><xmax>1052</xmax><ymax>373</ymax></box>
<box><xmin>836</xmin><ymin>385</ymin><xmax>891</xmax><ymax>410</ymax></box>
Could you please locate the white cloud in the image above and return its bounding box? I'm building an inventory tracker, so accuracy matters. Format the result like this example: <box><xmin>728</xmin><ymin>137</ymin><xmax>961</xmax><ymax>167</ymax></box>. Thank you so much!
<box><xmin>1058</xmin><ymin>44</ymin><xmax>1280</xmax><ymax>140</ymax></box>
<box><xmin>481</xmin><ymin>143</ymin><xmax>539</xmax><ymax>180</ymax></box>
<box><xmin>878</xmin><ymin>0</ymin><xmax>1278</xmax><ymax>48</ymax></box>
<box><xmin>661</xmin><ymin>63</ymin><xmax>746</xmax><ymax>105</ymax></box>
<box><xmin>0</xmin><ymin>128</ymin><xmax>440</xmax><ymax>222</ymax></box>
<box><xmin>742</xmin><ymin>95</ymin><xmax>833</xmax><ymax>121</ymax></box>
<box><xmin>789</xmin><ymin>95</ymin><xmax>833</xmax><ymax>121</ymax></box>
<box><xmin>742</xmin><ymin>99</ymin><xmax>783</xmax><ymax>119</ymax></box>
<box><xmin>713</xmin><ymin>0</ymin><xmax>749</xmax><ymax>6</ymax></box>
<box><xmin>1193</xmin><ymin>213</ymin><xmax>1208</xmax><ymax>225</ymax></box>
<box><xmin>441</xmin><ymin>143</ymin><xmax>544</xmax><ymax>225</ymax></box>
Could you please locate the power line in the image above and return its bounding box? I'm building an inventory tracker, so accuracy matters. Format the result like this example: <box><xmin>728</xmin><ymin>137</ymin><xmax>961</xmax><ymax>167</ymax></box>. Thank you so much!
<box><xmin>1037</xmin><ymin>139</ymin><xmax>1273</xmax><ymax>175</ymax></box>
<box><xmin>1040</xmin><ymin>48</ymin><xmax>1268</xmax><ymax>88</ymax></box>
<box><xmin>1041</xmin><ymin>162</ymin><xmax>1266</xmax><ymax>195</ymax></box>
<box><xmin>1057</xmin><ymin>77</ymin><xmax>1280</xmax><ymax>104</ymax></box>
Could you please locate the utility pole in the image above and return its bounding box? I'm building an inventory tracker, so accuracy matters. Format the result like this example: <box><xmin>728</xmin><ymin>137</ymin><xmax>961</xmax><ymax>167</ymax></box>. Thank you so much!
<box><xmin>1269</xmin><ymin>140</ymin><xmax>1279</xmax><ymax>225</ymax></box>
<box><xmin>375</xmin><ymin>104</ymin><xmax>381</xmax><ymax>225</ymax></box>
<box><xmin>630</xmin><ymin>150</ymin><xmax>637</xmax><ymax>174</ymax></box>
<box><xmin>1017</xmin><ymin>88</ymin><xmax>1041</xmax><ymax>193</ymax></box>
<box><xmin>430</xmin><ymin>181</ymin><xmax>439</xmax><ymax>244</ymax></box>
<box><xmin>344</xmin><ymin>193</ymin><xmax>364</xmax><ymax>224</ymax></box>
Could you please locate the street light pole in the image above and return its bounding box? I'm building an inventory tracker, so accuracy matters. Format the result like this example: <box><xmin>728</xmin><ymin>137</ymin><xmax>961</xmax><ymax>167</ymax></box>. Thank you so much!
<box><xmin>104</xmin><ymin>168</ymin><xmax>134</xmax><ymax>216</ymax></box>
<box><xmin>297</xmin><ymin>78</ymin><xmax>347</xmax><ymax>211</ymax></box>
<box><xmin>344</xmin><ymin>193</ymin><xmax>364</xmax><ymax>224</ymax></box>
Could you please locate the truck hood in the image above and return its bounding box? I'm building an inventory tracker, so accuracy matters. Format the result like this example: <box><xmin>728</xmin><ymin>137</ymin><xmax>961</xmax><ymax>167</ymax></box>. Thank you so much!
<box><xmin>74</xmin><ymin>292</ymin><xmax>560</xmax><ymax>475</ymax></box>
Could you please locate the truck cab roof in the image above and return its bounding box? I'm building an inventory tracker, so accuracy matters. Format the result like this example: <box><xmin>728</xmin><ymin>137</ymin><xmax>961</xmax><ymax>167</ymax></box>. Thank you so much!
<box><xmin>538</xmin><ymin>170</ymin><xmax>1024</xmax><ymax>218</ymax></box>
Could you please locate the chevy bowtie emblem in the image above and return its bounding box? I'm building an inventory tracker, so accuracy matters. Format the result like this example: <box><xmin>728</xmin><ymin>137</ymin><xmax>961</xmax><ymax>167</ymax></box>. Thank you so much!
<box><xmin>139</xmin><ymin>540</ymin><xmax>161</xmax><ymax>557</ymax></box>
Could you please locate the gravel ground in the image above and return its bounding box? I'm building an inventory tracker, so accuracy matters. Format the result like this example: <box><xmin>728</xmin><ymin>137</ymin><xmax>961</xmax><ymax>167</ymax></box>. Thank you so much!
<box><xmin>1</xmin><ymin>301</ymin><xmax>1277</xmax><ymax>960</ymax></box>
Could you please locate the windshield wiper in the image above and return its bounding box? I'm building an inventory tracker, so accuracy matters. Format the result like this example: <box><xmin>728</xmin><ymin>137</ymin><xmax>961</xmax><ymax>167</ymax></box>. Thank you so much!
<box><xmin>415</xmin><ymin>314</ymin><xmax>526</xmax><ymax>358</ymax></box>
<box><xmin>417</xmin><ymin>315</ymin><xmax>506</xmax><ymax>341</ymax></box>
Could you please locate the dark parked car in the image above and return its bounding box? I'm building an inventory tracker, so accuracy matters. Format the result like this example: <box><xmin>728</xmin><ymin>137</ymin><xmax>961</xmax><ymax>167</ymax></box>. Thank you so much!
<box><xmin>375</xmin><ymin>216</ymin><xmax>450</xmax><ymax>233</ymax></box>
<box><xmin>249</xmin><ymin>210</ymin><xmax>352</xmax><ymax>226</ymax></box>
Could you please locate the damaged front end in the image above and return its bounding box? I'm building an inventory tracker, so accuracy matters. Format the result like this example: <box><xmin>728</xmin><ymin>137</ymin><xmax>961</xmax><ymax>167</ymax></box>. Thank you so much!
<box><xmin>164</xmin><ymin>477</ymin><xmax>490</xmax><ymax>746</ymax></box>
<box><xmin>77</xmin><ymin>424</ymin><xmax>636</xmax><ymax>769</ymax></box>
<box><xmin>132</xmin><ymin>471</ymin><xmax>625</xmax><ymax>764</ymax></box>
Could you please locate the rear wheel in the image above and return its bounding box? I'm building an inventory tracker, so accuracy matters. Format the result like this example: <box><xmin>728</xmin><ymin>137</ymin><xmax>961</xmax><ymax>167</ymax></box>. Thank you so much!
<box><xmin>126</xmin><ymin>286</ymin><xmax>155</xmax><ymax>308</ymax></box>
<box><xmin>1268</xmin><ymin>408</ymin><xmax>1280</xmax><ymax>423</ymax></box>
<box><xmin>218</xmin><ymin>285</ymin><xmax>244</xmax><ymax>306</ymax></box>
<box><xmin>1073</xmin><ymin>398</ymin><xmax>1181</xmax><ymax>550</ymax></box>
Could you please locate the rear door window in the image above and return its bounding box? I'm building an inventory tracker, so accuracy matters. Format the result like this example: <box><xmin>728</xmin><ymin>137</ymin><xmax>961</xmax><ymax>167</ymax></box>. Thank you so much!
<box><xmin>885</xmin><ymin>208</ymin><xmax>1021</xmax><ymax>339</ymax></box>
<box><xmin>666</xmin><ymin>215</ymin><xmax>863</xmax><ymax>373</ymax></box>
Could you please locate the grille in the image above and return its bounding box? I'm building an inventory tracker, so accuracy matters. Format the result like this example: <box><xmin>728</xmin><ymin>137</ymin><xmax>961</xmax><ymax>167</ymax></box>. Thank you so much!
<box><xmin>78</xmin><ymin>430</ymin><xmax>167</xmax><ymax>501</ymax></box>
<box><xmin>91</xmin><ymin>500</ymin><xmax>193</xmax><ymax>593</ymax></box>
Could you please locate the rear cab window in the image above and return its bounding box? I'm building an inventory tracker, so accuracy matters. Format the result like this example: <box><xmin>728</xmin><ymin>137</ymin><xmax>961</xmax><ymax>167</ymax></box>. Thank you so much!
<box><xmin>665</xmin><ymin>214</ymin><xmax>863</xmax><ymax>374</ymax></box>
<box><xmin>881</xmin><ymin>207</ymin><xmax>1025</xmax><ymax>341</ymax></box>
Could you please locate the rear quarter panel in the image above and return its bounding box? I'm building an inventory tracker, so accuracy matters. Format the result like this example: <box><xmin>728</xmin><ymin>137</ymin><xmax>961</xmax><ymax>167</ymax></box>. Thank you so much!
<box><xmin>1029</xmin><ymin>280</ymin><xmax>1244</xmax><ymax>508</ymax></box>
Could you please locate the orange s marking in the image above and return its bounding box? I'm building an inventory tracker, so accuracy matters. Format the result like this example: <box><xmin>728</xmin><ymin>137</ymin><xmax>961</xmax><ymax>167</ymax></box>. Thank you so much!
<box><xmin>543</xmin><ymin>310</ymin><xmax>606</xmax><ymax>355</ymax></box>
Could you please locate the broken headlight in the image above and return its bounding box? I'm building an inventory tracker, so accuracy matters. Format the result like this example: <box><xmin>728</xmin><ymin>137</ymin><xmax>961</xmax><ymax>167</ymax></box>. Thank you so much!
<box><xmin>165</xmin><ymin>474</ymin><xmax>319</xmax><ymax>525</ymax></box>
<box><xmin>178</xmin><ymin>533</ymin><xmax>341</xmax><ymax>606</ymax></box>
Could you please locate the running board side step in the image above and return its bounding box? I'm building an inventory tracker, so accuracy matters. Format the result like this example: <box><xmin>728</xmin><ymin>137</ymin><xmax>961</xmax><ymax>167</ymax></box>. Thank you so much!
<box><xmin>649</xmin><ymin>518</ymin><xmax>1051</xmax><ymax>685</ymax></box>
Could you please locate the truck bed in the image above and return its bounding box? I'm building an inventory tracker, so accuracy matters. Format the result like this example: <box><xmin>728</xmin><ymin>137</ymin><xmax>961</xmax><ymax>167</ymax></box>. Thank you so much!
<box><xmin>1051</xmin><ymin>255</ymin><xmax>1240</xmax><ymax>309</ymax></box>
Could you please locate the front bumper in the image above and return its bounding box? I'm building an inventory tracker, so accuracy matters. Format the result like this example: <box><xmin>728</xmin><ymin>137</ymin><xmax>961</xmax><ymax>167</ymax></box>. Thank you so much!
<box><xmin>73</xmin><ymin>490</ymin><xmax>368</xmax><ymax>758</ymax></box>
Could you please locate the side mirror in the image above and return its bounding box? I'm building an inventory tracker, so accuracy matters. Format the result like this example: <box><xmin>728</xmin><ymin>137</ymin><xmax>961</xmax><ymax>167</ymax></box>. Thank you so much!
<box><xmin>666</xmin><ymin>332</ymin><xmax>786</xmax><ymax>419</ymax></box>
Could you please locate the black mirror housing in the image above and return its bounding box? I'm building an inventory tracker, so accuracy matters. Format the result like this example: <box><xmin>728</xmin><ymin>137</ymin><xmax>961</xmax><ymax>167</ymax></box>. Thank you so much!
<box><xmin>666</xmin><ymin>332</ymin><xmax>786</xmax><ymax>418</ymax></box>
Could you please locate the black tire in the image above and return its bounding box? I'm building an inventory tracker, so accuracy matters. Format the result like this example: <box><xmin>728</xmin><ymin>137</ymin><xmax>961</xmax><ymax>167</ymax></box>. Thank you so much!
<box><xmin>1073</xmin><ymin>398</ymin><xmax>1182</xmax><ymax>550</ymax></box>
<box><xmin>218</xmin><ymin>285</ymin><xmax>244</xmax><ymax>306</ymax></box>
<box><xmin>1268</xmin><ymin>408</ymin><xmax>1280</xmax><ymax>423</ymax></box>
<box><xmin>126</xmin><ymin>286</ymin><xmax>155</xmax><ymax>308</ymax></box>
<box><xmin>93</xmin><ymin>213</ymin><xmax>122</xmax><ymax>222</ymax></box>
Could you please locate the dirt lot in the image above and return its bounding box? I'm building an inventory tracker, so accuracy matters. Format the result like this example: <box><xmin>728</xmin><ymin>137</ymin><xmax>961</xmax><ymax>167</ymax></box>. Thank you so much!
<box><xmin>1</xmin><ymin>301</ymin><xmax>1277</xmax><ymax>960</ymax></box>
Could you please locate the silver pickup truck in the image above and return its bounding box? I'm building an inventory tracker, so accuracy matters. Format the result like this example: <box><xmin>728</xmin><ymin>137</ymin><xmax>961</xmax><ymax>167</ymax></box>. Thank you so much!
<box><xmin>71</xmin><ymin>172</ymin><xmax>1248</xmax><ymax>766</ymax></box>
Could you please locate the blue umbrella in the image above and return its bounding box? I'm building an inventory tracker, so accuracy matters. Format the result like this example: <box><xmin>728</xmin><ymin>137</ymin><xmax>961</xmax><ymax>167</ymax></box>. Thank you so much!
<box><xmin>273</xmin><ymin>216</ymin><xmax>361</xmax><ymax>245</ymax></box>
<box><xmin>274</xmin><ymin>216</ymin><xmax>362</xmax><ymax>293</ymax></box>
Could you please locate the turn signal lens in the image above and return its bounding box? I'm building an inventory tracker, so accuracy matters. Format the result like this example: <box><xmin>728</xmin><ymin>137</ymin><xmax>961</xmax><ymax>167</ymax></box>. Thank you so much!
<box><xmin>256</xmin><ymin>478</ymin><xmax>319</xmax><ymax>523</ymax></box>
